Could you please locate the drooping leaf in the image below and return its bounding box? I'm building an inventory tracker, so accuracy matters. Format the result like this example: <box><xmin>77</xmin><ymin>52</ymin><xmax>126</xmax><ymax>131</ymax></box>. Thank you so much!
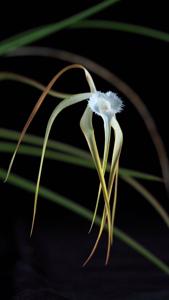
<box><xmin>0</xmin><ymin>167</ymin><xmax>169</xmax><ymax>275</ymax></box>
<box><xmin>1</xmin><ymin>135</ymin><xmax>168</xmax><ymax>228</ymax></box>
<box><xmin>0</xmin><ymin>72</ymin><xmax>70</xmax><ymax>99</ymax></box>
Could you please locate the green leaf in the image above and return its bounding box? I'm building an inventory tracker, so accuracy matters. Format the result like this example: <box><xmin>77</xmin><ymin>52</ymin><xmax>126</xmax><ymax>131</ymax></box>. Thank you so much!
<box><xmin>121</xmin><ymin>175</ymin><xmax>169</xmax><ymax>228</ymax></box>
<box><xmin>0</xmin><ymin>0</ymin><xmax>120</xmax><ymax>55</ymax></box>
<box><xmin>0</xmin><ymin>137</ymin><xmax>163</xmax><ymax>182</ymax></box>
<box><xmin>1</xmin><ymin>139</ymin><xmax>168</xmax><ymax>228</ymax></box>
<box><xmin>0</xmin><ymin>72</ymin><xmax>70</xmax><ymax>99</ymax></box>
<box><xmin>73</xmin><ymin>20</ymin><xmax>169</xmax><ymax>42</ymax></box>
<box><xmin>0</xmin><ymin>128</ymin><xmax>90</xmax><ymax>160</ymax></box>
<box><xmin>0</xmin><ymin>167</ymin><xmax>169</xmax><ymax>275</ymax></box>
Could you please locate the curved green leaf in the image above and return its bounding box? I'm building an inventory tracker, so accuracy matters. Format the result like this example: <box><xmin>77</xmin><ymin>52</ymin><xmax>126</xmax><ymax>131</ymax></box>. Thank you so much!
<box><xmin>0</xmin><ymin>167</ymin><xmax>169</xmax><ymax>275</ymax></box>
<box><xmin>0</xmin><ymin>0</ymin><xmax>119</xmax><ymax>55</ymax></box>
<box><xmin>73</xmin><ymin>20</ymin><xmax>169</xmax><ymax>42</ymax></box>
<box><xmin>0</xmin><ymin>136</ymin><xmax>162</xmax><ymax>182</ymax></box>
<box><xmin>0</xmin><ymin>72</ymin><xmax>70</xmax><ymax>99</ymax></box>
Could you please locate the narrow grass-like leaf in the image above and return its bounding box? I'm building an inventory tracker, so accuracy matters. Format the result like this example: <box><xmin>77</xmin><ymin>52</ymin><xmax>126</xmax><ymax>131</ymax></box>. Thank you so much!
<box><xmin>0</xmin><ymin>140</ymin><xmax>169</xmax><ymax>226</ymax></box>
<box><xmin>0</xmin><ymin>167</ymin><xmax>169</xmax><ymax>275</ymax></box>
<box><xmin>1</xmin><ymin>141</ymin><xmax>168</xmax><ymax>228</ymax></box>
<box><xmin>119</xmin><ymin>168</ymin><xmax>162</xmax><ymax>182</ymax></box>
<box><xmin>73</xmin><ymin>20</ymin><xmax>169</xmax><ymax>42</ymax></box>
<box><xmin>0</xmin><ymin>72</ymin><xmax>70</xmax><ymax>99</ymax></box>
<box><xmin>0</xmin><ymin>135</ymin><xmax>163</xmax><ymax>182</ymax></box>
<box><xmin>0</xmin><ymin>128</ymin><xmax>90</xmax><ymax>159</ymax></box>
<box><xmin>121</xmin><ymin>175</ymin><xmax>169</xmax><ymax>228</ymax></box>
<box><xmin>0</xmin><ymin>0</ymin><xmax>120</xmax><ymax>55</ymax></box>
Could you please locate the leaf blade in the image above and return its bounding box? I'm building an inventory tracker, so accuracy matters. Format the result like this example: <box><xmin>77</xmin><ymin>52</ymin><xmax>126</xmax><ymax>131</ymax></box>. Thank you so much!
<box><xmin>0</xmin><ymin>0</ymin><xmax>120</xmax><ymax>55</ymax></box>
<box><xmin>0</xmin><ymin>128</ymin><xmax>164</xmax><ymax>182</ymax></box>
<box><xmin>73</xmin><ymin>20</ymin><xmax>169</xmax><ymax>42</ymax></box>
<box><xmin>0</xmin><ymin>167</ymin><xmax>169</xmax><ymax>275</ymax></box>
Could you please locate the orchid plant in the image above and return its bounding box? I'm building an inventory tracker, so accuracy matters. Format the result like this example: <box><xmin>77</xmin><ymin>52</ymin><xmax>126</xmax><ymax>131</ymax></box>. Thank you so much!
<box><xmin>5</xmin><ymin>64</ymin><xmax>123</xmax><ymax>265</ymax></box>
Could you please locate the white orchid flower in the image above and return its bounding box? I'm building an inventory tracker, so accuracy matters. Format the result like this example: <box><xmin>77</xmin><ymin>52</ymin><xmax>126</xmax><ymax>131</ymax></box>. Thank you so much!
<box><xmin>5</xmin><ymin>64</ymin><xmax>123</xmax><ymax>265</ymax></box>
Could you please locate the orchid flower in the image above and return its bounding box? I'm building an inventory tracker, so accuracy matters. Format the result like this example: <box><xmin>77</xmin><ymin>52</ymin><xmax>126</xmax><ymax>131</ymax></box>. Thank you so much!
<box><xmin>5</xmin><ymin>64</ymin><xmax>123</xmax><ymax>265</ymax></box>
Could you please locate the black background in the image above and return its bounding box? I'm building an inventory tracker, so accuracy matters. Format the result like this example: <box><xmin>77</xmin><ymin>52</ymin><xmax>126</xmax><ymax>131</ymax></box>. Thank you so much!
<box><xmin>0</xmin><ymin>1</ymin><xmax>169</xmax><ymax>299</ymax></box>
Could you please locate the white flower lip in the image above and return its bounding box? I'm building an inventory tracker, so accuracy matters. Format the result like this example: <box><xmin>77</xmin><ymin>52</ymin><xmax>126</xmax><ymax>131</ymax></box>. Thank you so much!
<box><xmin>88</xmin><ymin>91</ymin><xmax>123</xmax><ymax>118</ymax></box>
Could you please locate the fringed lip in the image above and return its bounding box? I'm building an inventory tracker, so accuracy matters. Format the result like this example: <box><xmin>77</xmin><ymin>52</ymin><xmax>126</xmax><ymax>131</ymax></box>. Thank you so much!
<box><xmin>88</xmin><ymin>91</ymin><xmax>123</xmax><ymax>119</ymax></box>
